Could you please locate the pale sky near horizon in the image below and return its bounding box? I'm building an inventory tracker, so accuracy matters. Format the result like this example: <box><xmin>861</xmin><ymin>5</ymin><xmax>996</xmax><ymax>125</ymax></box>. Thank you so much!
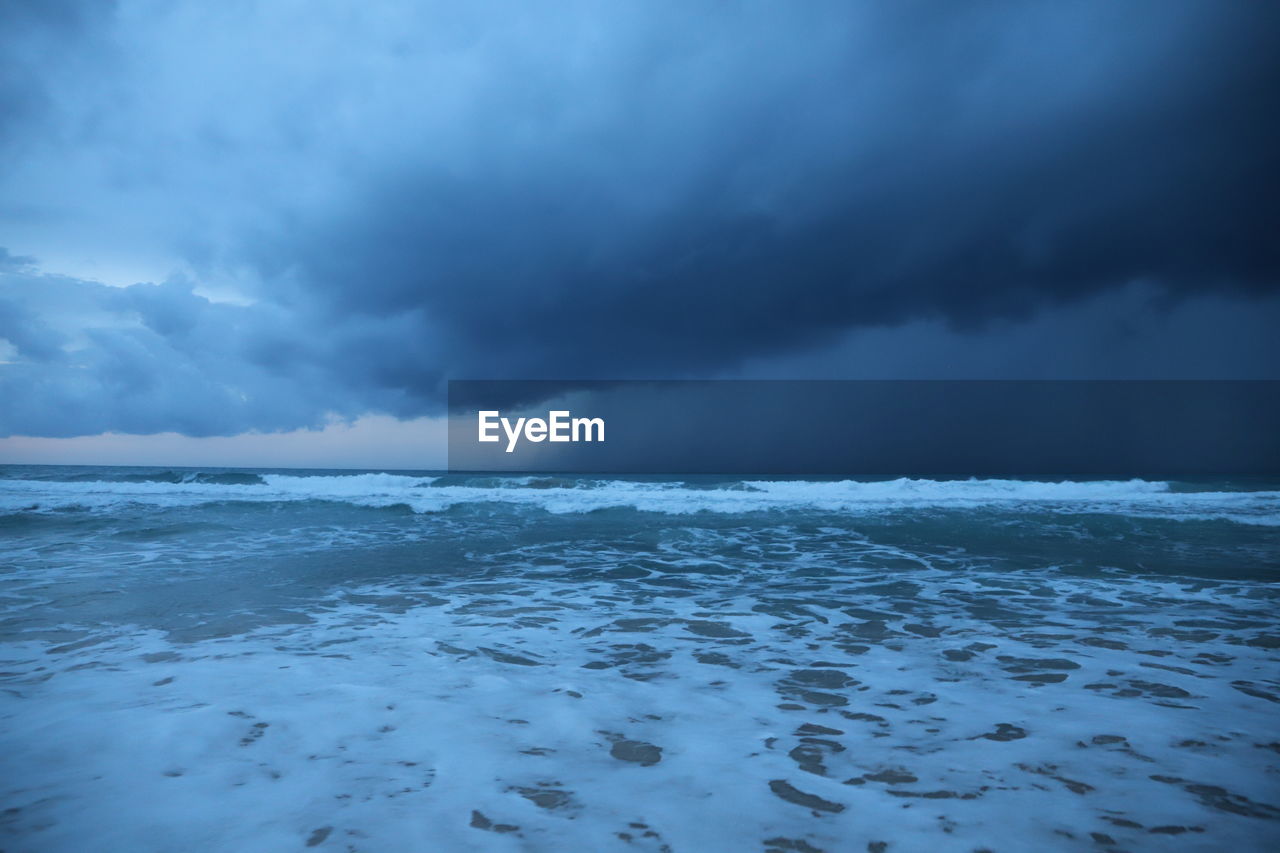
<box><xmin>0</xmin><ymin>416</ymin><xmax>448</xmax><ymax>470</ymax></box>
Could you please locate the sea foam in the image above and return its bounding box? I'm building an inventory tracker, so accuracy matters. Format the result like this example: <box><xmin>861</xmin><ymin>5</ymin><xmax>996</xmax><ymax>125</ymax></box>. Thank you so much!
<box><xmin>2</xmin><ymin>473</ymin><xmax>1276</xmax><ymax>525</ymax></box>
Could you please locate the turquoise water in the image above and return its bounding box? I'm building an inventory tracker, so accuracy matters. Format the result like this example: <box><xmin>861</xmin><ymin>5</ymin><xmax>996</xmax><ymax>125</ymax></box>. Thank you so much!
<box><xmin>1</xmin><ymin>466</ymin><xmax>1278</xmax><ymax>851</ymax></box>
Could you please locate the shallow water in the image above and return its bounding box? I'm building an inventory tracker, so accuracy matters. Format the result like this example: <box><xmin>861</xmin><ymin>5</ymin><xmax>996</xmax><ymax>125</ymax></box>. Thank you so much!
<box><xmin>1</xmin><ymin>467</ymin><xmax>1278</xmax><ymax>851</ymax></box>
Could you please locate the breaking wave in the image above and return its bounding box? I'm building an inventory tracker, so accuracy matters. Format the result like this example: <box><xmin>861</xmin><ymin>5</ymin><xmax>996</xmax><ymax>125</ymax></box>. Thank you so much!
<box><xmin>1</xmin><ymin>470</ymin><xmax>1276</xmax><ymax>524</ymax></box>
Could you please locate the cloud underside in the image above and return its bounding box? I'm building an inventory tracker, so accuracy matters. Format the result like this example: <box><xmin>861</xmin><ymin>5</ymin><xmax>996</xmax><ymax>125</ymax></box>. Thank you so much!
<box><xmin>1</xmin><ymin>1</ymin><xmax>1277</xmax><ymax>437</ymax></box>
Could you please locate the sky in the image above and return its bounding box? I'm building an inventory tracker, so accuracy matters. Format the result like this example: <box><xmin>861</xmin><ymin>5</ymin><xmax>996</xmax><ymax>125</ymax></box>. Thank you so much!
<box><xmin>1</xmin><ymin>0</ymin><xmax>1277</xmax><ymax>468</ymax></box>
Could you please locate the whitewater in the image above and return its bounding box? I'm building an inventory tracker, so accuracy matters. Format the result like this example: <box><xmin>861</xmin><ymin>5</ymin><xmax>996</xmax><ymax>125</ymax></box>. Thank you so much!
<box><xmin>1</xmin><ymin>466</ymin><xmax>1277</xmax><ymax>851</ymax></box>
<box><xmin>2</xmin><ymin>468</ymin><xmax>1278</xmax><ymax>524</ymax></box>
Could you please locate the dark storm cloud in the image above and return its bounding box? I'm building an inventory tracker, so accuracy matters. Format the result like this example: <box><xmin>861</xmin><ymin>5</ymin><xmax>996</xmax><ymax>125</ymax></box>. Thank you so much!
<box><xmin>0</xmin><ymin>1</ymin><xmax>107</xmax><ymax>143</ymax></box>
<box><xmin>1</xmin><ymin>1</ymin><xmax>1277</xmax><ymax>436</ymax></box>
<box><xmin>278</xmin><ymin>0</ymin><xmax>1278</xmax><ymax>379</ymax></box>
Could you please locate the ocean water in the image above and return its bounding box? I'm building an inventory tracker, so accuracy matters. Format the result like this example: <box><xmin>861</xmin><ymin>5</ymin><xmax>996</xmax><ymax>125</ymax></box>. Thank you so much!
<box><xmin>1</xmin><ymin>466</ymin><xmax>1278</xmax><ymax>852</ymax></box>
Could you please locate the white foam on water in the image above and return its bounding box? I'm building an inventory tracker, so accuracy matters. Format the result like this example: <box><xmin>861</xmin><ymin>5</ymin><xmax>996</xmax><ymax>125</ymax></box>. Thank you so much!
<box><xmin>2</xmin><ymin>566</ymin><xmax>1277</xmax><ymax>852</ymax></box>
<box><xmin>2</xmin><ymin>474</ymin><xmax>1278</xmax><ymax>524</ymax></box>
<box><xmin>0</xmin><ymin>472</ymin><xmax>438</xmax><ymax>512</ymax></box>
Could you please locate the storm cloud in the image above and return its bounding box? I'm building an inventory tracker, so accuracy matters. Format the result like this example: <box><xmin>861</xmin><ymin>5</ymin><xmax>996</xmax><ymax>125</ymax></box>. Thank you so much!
<box><xmin>1</xmin><ymin>0</ymin><xmax>1277</xmax><ymax>437</ymax></box>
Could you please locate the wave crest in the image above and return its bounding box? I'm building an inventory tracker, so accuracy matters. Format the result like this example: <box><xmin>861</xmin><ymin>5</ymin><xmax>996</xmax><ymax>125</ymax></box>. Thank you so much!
<box><xmin>0</xmin><ymin>472</ymin><xmax>1276</xmax><ymax>524</ymax></box>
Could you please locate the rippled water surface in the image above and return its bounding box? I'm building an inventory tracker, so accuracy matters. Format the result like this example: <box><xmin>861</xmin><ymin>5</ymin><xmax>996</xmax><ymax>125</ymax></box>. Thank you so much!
<box><xmin>1</xmin><ymin>466</ymin><xmax>1278</xmax><ymax>851</ymax></box>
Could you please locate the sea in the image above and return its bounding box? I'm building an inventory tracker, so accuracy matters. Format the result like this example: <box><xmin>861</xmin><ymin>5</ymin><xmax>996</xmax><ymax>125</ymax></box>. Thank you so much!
<box><xmin>1</xmin><ymin>465</ymin><xmax>1278</xmax><ymax>852</ymax></box>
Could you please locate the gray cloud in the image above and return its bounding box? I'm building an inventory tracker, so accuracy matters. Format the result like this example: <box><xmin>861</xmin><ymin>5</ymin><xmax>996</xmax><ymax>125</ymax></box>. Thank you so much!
<box><xmin>0</xmin><ymin>270</ymin><xmax>348</xmax><ymax>436</ymax></box>
<box><xmin>1</xmin><ymin>1</ymin><xmax>1276</xmax><ymax>436</ymax></box>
